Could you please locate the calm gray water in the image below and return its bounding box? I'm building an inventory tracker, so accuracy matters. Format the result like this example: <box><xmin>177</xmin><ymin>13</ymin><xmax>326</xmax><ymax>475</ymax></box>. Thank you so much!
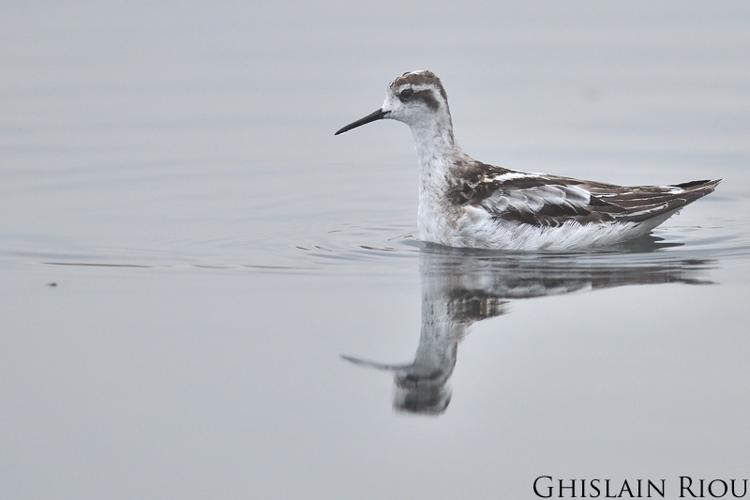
<box><xmin>2</xmin><ymin>2</ymin><xmax>750</xmax><ymax>499</ymax></box>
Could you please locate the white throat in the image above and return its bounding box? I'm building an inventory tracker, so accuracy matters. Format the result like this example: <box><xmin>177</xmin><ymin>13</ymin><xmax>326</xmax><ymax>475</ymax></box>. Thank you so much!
<box><xmin>409</xmin><ymin>116</ymin><xmax>459</xmax><ymax>182</ymax></box>
<box><xmin>408</xmin><ymin>117</ymin><xmax>462</xmax><ymax>241</ymax></box>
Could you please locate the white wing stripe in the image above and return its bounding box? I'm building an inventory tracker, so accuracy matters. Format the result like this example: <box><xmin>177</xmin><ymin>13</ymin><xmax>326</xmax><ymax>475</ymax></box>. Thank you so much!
<box><xmin>480</xmin><ymin>184</ymin><xmax>592</xmax><ymax>214</ymax></box>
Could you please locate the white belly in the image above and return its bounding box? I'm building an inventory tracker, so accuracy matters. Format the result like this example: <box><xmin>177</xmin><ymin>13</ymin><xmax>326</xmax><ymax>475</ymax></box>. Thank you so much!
<box><xmin>418</xmin><ymin>205</ymin><xmax>679</xmax><ymax>251</ymax></box>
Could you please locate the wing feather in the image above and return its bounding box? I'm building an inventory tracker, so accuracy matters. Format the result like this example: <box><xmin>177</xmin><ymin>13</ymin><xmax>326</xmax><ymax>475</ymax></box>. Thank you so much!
<box><xmin>447</xmin><ymin>165</ymin><xmax>720</xmax><ymax>227</ymax></box>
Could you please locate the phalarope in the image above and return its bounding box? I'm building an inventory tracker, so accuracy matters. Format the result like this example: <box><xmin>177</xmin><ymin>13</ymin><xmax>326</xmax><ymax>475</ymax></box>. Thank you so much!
<box><xmin>335</xmin><ymin>70</ymin><xmax>720</xmax><ymax>251</ymax></box>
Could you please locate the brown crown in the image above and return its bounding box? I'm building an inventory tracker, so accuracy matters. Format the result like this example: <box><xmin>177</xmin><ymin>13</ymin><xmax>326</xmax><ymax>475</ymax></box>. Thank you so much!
<box><xmin>389</xmin><ymin>70</ymin><xmax>448</xmax><ymax>102</ymax></box>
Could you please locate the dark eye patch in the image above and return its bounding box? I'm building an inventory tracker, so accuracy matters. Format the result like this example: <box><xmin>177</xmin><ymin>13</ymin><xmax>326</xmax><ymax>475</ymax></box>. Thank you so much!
<box><xmin>398</xmin><ymin>88</ymin><xmax>414</xmax><ymax>101</ymax></box>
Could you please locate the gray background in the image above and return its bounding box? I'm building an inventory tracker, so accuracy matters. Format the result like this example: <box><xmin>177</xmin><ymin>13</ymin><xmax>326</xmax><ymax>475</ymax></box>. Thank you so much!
<box><xmin>2</xmin><ymin>1</ymin><xmax>749</xmax><ymax>499</ymax></box>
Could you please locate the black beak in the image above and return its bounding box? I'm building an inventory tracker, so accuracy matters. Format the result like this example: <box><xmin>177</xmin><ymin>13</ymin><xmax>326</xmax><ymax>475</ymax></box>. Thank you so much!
<box><xmin>334</xmin><ymin>108</ymin><xmax>389</xmax><ymax>135</ymax></box>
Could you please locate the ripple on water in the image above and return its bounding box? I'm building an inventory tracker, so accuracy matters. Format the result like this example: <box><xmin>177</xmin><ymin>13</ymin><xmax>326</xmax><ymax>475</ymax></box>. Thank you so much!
<box><xmin>2</xmin><ymin>209</ymin><xmax>749</xmax><ymax>276</ymax></box>
<box><xmin>290</xmin><ymin>216</ymin><xmax>750</xmax><ymax>276</ymax></box>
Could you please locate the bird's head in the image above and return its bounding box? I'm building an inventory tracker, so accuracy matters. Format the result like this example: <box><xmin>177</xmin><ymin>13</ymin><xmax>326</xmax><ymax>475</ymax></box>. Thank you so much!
<box><xmin>335</xmin><ymin>70</ymin><xmax>453</xmax><ymax>137</ymax></box>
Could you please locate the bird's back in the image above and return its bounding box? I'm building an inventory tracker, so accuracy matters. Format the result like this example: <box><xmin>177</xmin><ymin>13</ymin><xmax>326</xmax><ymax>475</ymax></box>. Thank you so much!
<box><xmin>426</xmin><ymin>158</ymin><xmax>720</xmax><ymax>250</ymax></box>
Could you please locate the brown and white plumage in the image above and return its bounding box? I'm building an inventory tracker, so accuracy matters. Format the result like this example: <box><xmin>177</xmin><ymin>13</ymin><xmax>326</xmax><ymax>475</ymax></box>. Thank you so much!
<box><xmin>335</xmin><ymin>70</ymin><xmax>720</xmax><ymax>250</ymax></box>
<box><xmin>446</xmin><ymin>161</ymin><xmax>720</xmax><ymax>227</ymax></box>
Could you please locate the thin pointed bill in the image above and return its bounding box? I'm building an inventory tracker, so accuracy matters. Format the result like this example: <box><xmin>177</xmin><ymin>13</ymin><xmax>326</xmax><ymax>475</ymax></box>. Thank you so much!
<box><xmin>334</xmin><ymin>108</ymin><xmax>389</xmax><ymax>135</ymax></box>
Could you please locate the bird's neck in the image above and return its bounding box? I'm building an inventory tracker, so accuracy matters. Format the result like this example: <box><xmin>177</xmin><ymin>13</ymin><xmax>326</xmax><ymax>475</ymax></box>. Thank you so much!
<box><xmin>409</xmin><ymin>116</ymin><xmax>464</xmax><ymax>241</ymax></box>
<box><xmin>410</xmin><ymin>116</ymin><xmax>456</xmax><ymax>160</ymax></box>
<box><xmin>410</xmin><ymin>119</ymin><xmax>460</xmax><ymax>190</ymax></box>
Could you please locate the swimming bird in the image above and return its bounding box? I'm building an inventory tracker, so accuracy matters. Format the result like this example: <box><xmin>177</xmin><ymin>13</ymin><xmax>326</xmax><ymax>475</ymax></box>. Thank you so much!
<box><xmin>334</xmin><ymin>70</ymin><xmax>720</xmax><ymax>251</ymax></box>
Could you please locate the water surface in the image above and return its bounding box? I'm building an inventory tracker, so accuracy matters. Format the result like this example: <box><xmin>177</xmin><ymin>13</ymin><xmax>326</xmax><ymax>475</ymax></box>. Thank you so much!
<box><xmin>2</xmin><ymin>2</ymin><xmax>750</xmax><ymax>499</ymax></box>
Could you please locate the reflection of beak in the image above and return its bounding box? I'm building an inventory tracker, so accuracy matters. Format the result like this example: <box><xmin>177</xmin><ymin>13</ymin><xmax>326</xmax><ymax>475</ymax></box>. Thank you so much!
<box><xmin>340</xmin><ymin>354</ymin><xmax>411</xmax><ymax>372</ymax></box>
<box><xmin>334</xmin><ymin>108</ymin><xmax>389</xmax><ymax>135</ymax></box>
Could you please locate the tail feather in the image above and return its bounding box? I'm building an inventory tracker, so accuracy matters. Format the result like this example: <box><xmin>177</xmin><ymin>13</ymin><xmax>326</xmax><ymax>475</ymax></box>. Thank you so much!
<box><xmin>615</xmin><ymin>179</ymin><xmax>720</xmax><ymax>223</ymax></box>
<box><xmin>676</xmin><ymin>178</ymin><xmax>722</xmax><ymax>190</ymax></box>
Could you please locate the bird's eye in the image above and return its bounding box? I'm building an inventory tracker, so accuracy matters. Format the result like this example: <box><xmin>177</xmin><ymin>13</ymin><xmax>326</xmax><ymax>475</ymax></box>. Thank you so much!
<box><xmin>399</xmin><ymin>88</ymin><xmax>414</xmax><ymax>101</ymax></box>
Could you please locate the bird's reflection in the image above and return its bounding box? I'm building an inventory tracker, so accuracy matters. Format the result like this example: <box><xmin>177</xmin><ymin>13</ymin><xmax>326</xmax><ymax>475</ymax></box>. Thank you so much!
<box><xmin>342</xmin><ymin>236</ymin><xmax>715</xmax><ymax>415</ymax></box>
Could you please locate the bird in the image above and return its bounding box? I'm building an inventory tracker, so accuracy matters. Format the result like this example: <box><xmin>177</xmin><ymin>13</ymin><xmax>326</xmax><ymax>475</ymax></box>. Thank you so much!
<box><xmin>334</xmin><ymin>70</ymin><xmax>720</xmax><ymax>251</ymax></box>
